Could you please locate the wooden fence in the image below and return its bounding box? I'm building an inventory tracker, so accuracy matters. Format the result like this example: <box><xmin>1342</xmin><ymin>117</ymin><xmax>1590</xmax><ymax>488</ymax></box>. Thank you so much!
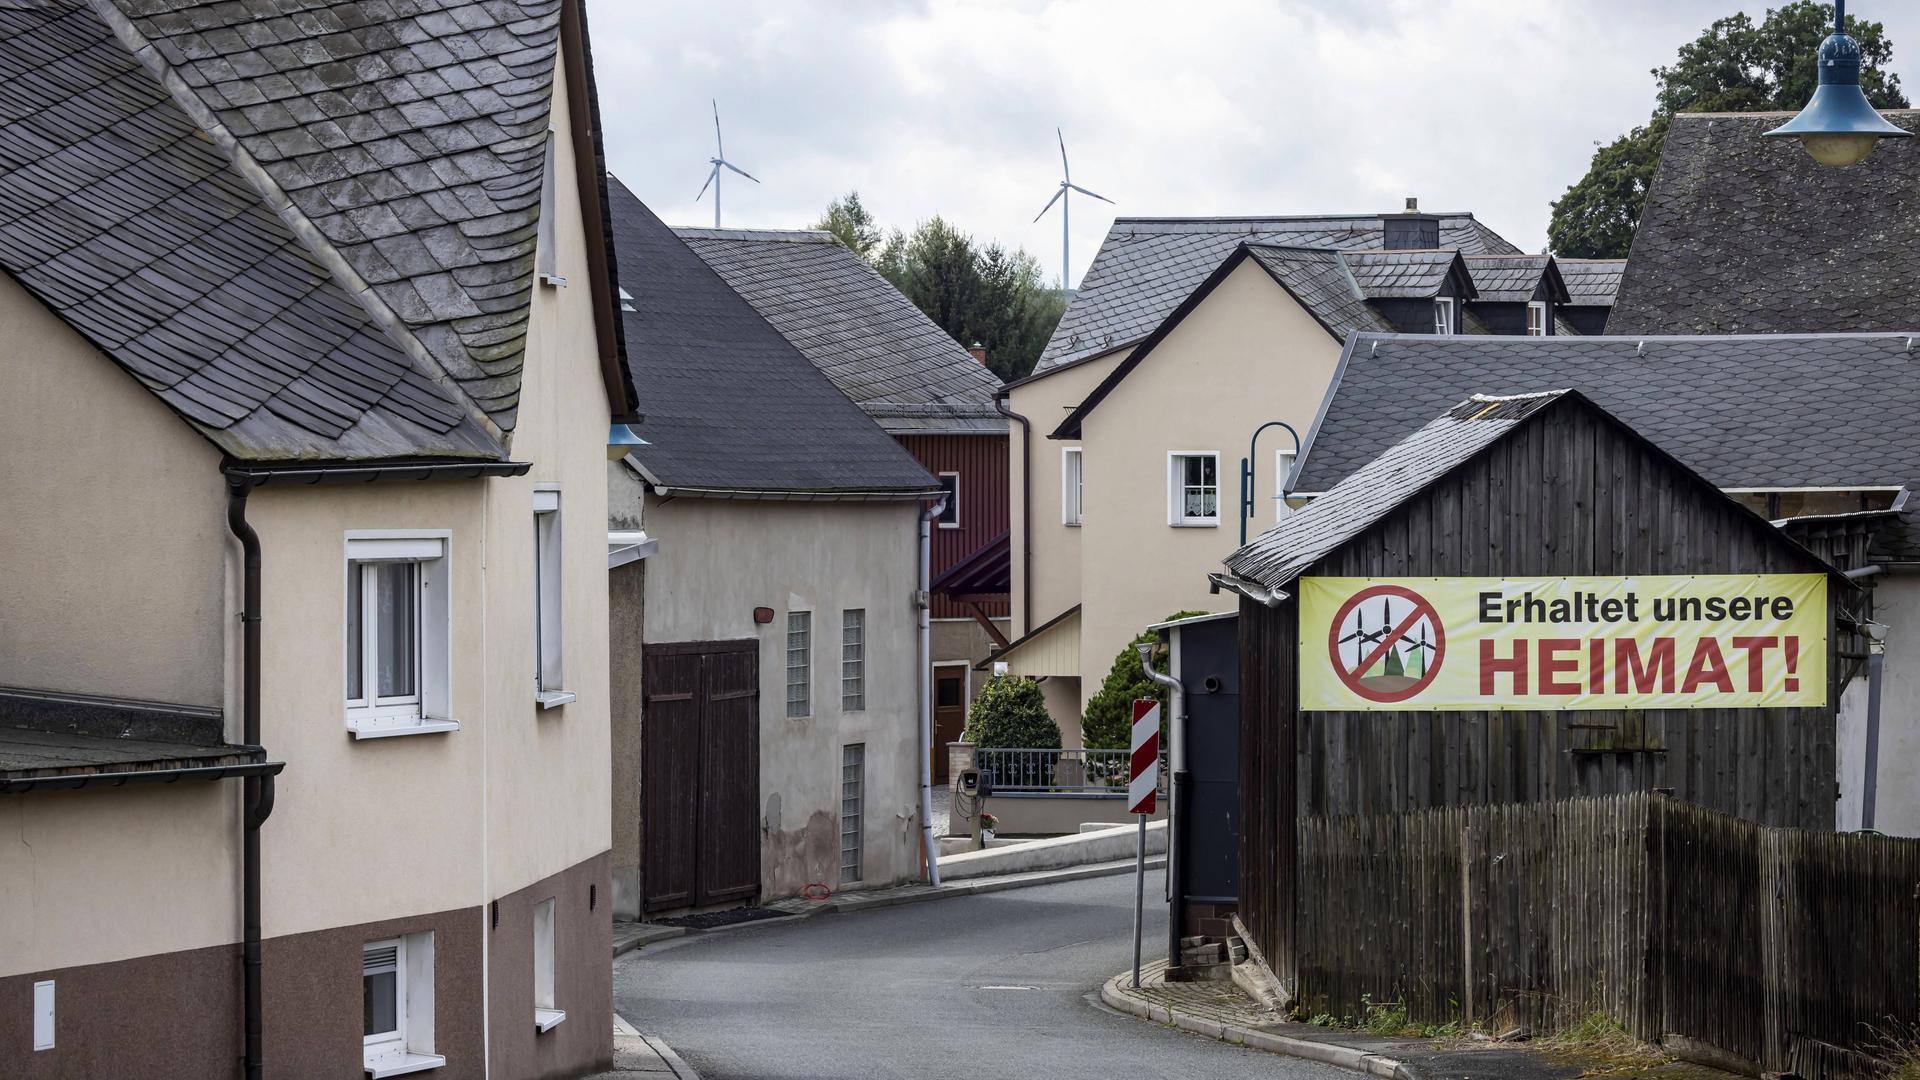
<box><xmin>1290</xmin><ymin>793</ymin><xmax>1920</xmax><ymax>1076</ymax></box>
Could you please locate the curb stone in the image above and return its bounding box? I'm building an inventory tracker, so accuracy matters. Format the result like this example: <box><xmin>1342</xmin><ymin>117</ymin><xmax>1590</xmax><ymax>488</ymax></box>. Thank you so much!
<box><xmin>614</xmin><ymin>856</ymin><xmax>1166</xmax><ymax>957</ymax></box>
<box><xmin>1099</xmin><ymin>972</ymin><xmax>1413</xmax><ymax>1080</ymax></box>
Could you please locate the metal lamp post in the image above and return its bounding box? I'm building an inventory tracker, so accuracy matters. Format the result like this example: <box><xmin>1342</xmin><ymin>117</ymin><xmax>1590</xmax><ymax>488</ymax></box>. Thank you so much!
<box><xmin>1763</xmin><ymin>1</ymin><xmax>1912</xmax><ymax>166</ymax></box>
<box><xmin>1239</xmin><ymin>420</ymin><xmax>1302</xmax><ymax>546</ymax></box>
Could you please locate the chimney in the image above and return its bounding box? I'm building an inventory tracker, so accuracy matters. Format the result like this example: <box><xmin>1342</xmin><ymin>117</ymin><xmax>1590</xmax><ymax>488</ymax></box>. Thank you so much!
<box><xmin>967</xmin><ymin>342</ymin><xmax>989</xmax><ymax>366</ymax></box>
<box><xmin>1382</xmin><ymin>196</ymin><xmax>1439</xmax><ymax>251</ymax></box>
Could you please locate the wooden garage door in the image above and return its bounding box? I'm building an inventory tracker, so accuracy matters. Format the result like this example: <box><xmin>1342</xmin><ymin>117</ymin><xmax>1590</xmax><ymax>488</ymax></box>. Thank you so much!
<box><xmin>643</xmin><ymin>640</ymin><xmax>760</xmax><ymax>911</ymax></box>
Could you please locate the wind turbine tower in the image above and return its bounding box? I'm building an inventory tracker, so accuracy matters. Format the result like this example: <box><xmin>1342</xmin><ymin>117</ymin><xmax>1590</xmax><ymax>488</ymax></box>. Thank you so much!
<box><xmin>696</xmin><ymin>99</ymin><xmax>759</xmax><ymax>228</ymax></box>
<box><xmin>1033</xmin><ymin>127</ymin><xmax>1113</xmax><ymax>294</ymax></box>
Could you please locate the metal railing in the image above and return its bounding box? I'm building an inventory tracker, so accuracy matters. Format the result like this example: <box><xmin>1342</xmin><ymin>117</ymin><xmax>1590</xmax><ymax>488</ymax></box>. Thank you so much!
<box><xmin>976</xmin><ymin>747</ymin><xmax>1155</xmax><ymax>795</ymax></box>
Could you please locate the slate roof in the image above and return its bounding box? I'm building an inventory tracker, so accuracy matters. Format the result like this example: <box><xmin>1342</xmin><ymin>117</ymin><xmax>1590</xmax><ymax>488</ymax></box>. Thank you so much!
<box><xmin>1293</xmin><ymin>333</ymin><xmax>1920</xmax><ymax>495</ymax></box>
<box><xmin>1557</xmin><ymin>259</ymin><xmax>1625</xmax><ymax>307</ymax></box>
<box><xmin>1611</xmin><ymin>111</ymin><xmax>1920</xmax><ymax>334</ymax></box>
<box><xmin>0</xmin><ymin>0</ymin><xmax>619</xmax><ymax>462</ymax></box>
<box><xmin>610</xmin><ymin>180</ymin><xmax>938</xmax><ymax>495</ymax></box>
<box><xmin>1463</xmin><ymin>254</ymin><xmax>1568</xmax><ymax>304</ymax></box>
<box><xmin>1243</xmin><ymin>246</ymin><xmax>1395</xmax><ymax>337</ymax></box>
<box><xmin>1340</xmin><ymin>249</ymin><xmax>1469</xmax><ymax>299</ymax></box>
<box><xmin>673</xmin><ymin>227</ymin><xmax>1004</xmax><ymax>435</ymax></box>
<box><xmin>1032</xmin><ymin>213</ymin><xmax>1521</xmax><ymax>375</ymax></box>
<box><xmin>1225</xmin><ymin>392</ymin><xmax>1569</xmax><ymax>590</ymax></box>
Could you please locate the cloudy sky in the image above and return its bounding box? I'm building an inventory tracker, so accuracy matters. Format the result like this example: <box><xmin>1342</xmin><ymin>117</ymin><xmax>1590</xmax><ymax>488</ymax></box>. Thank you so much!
<box><xmin>584</xmin><ymin>1</ymin><xmax>1920</xmax><ymax>286</ymax></box>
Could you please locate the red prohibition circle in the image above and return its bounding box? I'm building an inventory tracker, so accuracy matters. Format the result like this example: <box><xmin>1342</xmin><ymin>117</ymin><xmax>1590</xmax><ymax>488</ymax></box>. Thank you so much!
<box><xmin>1326</xmin><ymin>584</ymin><xmax>1446</xmax><ymax>704</ymax></box>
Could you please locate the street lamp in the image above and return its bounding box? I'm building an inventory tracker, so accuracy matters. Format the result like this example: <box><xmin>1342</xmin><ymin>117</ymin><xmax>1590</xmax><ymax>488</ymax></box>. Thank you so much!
<box><xmin>1238</xmin><ymin>420</ymin><xmax>1302</xmax><ymax>547</ymax></box>
<box><xmin>1763</xmin><ymin>1</ymin><xmax>1911</xmax><ymax>167</ymax></box>
<box><xmin>607</xmin><ymin>421</ymin><xmax>647</xmax><ymax>462</ymax></box>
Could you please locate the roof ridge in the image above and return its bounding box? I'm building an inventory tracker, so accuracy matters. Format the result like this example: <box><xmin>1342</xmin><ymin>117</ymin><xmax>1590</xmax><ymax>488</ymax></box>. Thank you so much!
<box><xmin>87</xmin><ymin>0</ymin><xmax>503</xmax><ymax>448</ymax></box>
<box><xmin>675</xmin><ymin>226</ymin><xmax>838</xmax><ymax>242</ymax></box>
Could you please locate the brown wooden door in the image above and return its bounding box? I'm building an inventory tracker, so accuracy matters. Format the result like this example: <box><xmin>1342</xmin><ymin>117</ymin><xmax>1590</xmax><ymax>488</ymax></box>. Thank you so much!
<box><xmin>642</xmin><ymin>641</ymin><xmax>760</xmax><ymax>912</ymax></box>
<box><xmin>933</xmin><ymin>667</ymin><xmax>967</xmax><ymax>784</ymax></box>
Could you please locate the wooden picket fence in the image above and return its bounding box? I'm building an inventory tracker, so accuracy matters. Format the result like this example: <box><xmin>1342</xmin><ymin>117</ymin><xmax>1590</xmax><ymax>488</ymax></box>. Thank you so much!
<box><xmin>1290</xmin><ymin>793</ymin><xmax>1920</xmax><ymax>1077</ymax></box>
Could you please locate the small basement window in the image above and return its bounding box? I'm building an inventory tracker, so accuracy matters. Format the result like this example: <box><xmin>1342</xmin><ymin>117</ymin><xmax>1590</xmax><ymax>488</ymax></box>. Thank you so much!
<box><xmin>346</xmin><ymin>535</ymin><xmax>454</xmax><ymax>739</ymax></box>
<box><xmin>1169</xmin><ymin>452</ymin><xmax>1220</xmax><ymax>527</ymax></box>
<box><xmin>1527</xmin><ymin>300</ymin><xmax>1547</xmax><ymax>336</ymax></box>
<box><xmin>533</xmin><ymin>897</ymin><xmax>564</xmax><ymax>1032</ymax></box>
<box><xmin>937</xmin><ymin>473</ymin><xmax>960</xmax><ymax>528</ymax></box>
<box><xmin>534</xmin><ymin>489</ymin><xmax>570</xmax><ymax>709</ymax></box>
<box><xmin>1062</xmin><ymin>448</ymin><xmax>1083</xmax><ymax>526</ymax></box>
<box><xmin>363</xmin><ymin>934</ymin><xmax>442</xmax><ymax>1077</ymax></box>
<box><xmin>1433</xmin><ymin>297</ymin><xmax>1455</xmax><ymax>335</ymax></box>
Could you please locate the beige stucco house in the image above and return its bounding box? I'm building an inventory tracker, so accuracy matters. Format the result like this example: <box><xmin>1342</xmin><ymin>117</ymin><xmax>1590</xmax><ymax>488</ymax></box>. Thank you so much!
<box><xmin>0</xmin><ymin>3</ymin><xmax>634</xmax><ymax>1077</ymax></box>
<box><xmin>604</xmin><ymin>183</ymin><xmax>943</xmax><ymax>917</ymax></box>
<box><xmin>994</xmin><ymin>209</ymin><xmax>1608</xmax><ymax>739</ymax></box>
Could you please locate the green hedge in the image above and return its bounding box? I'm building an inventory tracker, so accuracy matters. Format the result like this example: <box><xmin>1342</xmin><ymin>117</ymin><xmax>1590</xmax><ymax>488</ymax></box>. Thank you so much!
<box><xmin>962</xmin><ymin>675</ymin><xmax>1060</xmax><ymax>749</ymax></box>
<box><xmin>1080</xmin><ymin>611</ymin><xmax>1208</xmax><ymax>750</ymax></box>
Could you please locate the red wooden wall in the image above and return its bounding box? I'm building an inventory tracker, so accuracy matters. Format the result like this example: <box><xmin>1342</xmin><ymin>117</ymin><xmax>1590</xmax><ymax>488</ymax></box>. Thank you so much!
<box><xmin>897</xmin><ymin>432</ymin><xmax>1009</xmax><ymax>620</ymax></box>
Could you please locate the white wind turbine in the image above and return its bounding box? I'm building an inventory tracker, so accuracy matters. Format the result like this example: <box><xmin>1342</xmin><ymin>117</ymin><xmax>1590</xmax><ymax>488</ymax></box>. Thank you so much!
<box><xmin>695</xmin><ymin>100</ymin><xmax>758</xmax><ymax>228</ymax></box>
<box><xmin>1032</xmin><ymin>127</ymin><xmax>1113</xmax><ymax>294</ymax></box>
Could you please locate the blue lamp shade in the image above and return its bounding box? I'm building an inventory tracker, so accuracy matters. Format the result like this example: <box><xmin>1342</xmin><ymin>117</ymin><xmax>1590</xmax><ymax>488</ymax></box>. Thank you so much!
<box><xmin>1763</xmin><ymin>5</ymin><xmax>1911</xmax><ymax>166</ymax></box>
<box><xmin>607</xmin><ymin>422</ymin><xmax>648</xmax><ymax>462</ymax></box>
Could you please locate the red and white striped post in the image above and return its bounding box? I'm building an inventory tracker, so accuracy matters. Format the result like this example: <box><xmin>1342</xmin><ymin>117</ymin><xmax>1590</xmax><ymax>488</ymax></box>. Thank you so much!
<box><xmin>1128</xmin><ymin>698</ymin><xmax>1161</xmax><ymax>988</ymax></box>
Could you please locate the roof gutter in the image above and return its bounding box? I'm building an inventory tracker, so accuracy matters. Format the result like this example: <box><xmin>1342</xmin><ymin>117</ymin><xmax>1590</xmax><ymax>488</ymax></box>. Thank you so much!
<box><xmin>646</xmin><ymin>484</ymin><xmax>941</xmax><ymax>501</ymax></box>
<box><xmin>0</xmin><ymin>758</ymin><xmax>284</xmax><ymax>794</ymax></box>
<box><xmin>995</xmin><ymin>389</ymin><xmax>1034</xmax><ymax>635</ymax></box>
<box><xmin>224</xmin><ymin>459</ymin><xmax>532</xmax><ymax>485</ymax></box>
<box><xmin>1208</xmin><ymin>572</ymin><xmax>1289</xmax><ymax>608</ymax></box>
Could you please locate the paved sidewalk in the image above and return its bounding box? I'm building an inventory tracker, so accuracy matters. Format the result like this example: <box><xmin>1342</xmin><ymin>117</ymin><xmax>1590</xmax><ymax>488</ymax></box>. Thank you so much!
<box><xmin>1101</xmin><ymin>961</ymin><xmax>1588</xmax><ymax>1080</ymax></box>
<box><xmin>612</xmin><ymin>853</ymin><xmax>1166</xmax><ymax>957</ymax></box>
<box><xmin>582</xmin><ymin>1013</ymin><xmax>701</xmax><ymax>1080</ymax></box>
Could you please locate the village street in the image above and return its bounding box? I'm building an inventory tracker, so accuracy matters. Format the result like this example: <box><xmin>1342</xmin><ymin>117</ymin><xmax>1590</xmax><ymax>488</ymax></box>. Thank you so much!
<box><xmin>612</xmin><ymin>871</ymin><xmax>1340</xmax><ymax>1080</ymax></box>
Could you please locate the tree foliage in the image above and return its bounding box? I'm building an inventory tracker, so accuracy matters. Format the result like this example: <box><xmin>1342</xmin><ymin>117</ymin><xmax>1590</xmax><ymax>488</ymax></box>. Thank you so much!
<box><xmin>1081</xmin><ymin>612</ymin><xmax>1209</xmax><ymax>751</ymax></box>
<box><xmin>815</xmin><ymin>194</ymin><xmax>1066</xmax><ymax>382</ymax></box>
<box><xmin>963</xmin><ymin>676</ymin><xmax>1060</xmax><ymax>749</ymax></box>
<box><xmin>1548</xmin><ymin>2</ymin><xmax>1906</xmax><ymax>259</ymax></box>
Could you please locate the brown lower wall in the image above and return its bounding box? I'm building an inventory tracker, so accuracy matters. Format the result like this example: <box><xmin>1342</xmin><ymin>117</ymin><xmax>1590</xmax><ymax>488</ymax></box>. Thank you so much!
<box><xmin>0</xmin><ymin>850</ymin><xmax>611</xmax><ymax>1080</ymax></box>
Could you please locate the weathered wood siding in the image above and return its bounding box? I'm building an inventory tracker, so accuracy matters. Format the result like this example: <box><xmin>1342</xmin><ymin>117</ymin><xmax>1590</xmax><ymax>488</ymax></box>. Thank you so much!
<box><xmin>899</xmin><ymin>432</ymin><xmax>1009</xmax><ymax>619</ymax></box>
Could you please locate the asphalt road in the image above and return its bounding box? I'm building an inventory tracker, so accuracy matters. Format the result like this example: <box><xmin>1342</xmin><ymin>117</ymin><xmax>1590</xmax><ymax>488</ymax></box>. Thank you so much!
<box><xmin>612</xmin><ymin>869</ymin><xmax>1348</xmax><ymax>1080</ymax></box>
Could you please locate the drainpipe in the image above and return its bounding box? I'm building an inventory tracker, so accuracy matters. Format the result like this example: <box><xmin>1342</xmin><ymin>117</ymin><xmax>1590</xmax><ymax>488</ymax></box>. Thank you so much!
<box><xmin>1862</xmin><ymin>619</ymin><xmax>1888</xmax><ymax>831</ymax></box>
<box><xmin>1138</xmin><ymin>639</ymin><xmax>1184</xmax><ymax>975</ymax></box>
<box><xmin>227</xmin><ymin>473</ymin><xmax>277</xmax><ymax>1080</ymax></box>
<box><xmin>993</xmin><ymin>389</ymin><xmax>1032</xmax><ymax>635</ymax></box>
<box><xmin>918</xmin><ymin>496</ymin><xmax>944</xmax><ymax>887</ymax></box>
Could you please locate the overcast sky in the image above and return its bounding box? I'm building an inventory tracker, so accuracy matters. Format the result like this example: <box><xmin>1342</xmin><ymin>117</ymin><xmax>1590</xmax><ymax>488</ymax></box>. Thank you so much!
<box><xmin>584</xmin><ymin>1</ymin><xmax>1920</xmax><ymax>286</ymax></box>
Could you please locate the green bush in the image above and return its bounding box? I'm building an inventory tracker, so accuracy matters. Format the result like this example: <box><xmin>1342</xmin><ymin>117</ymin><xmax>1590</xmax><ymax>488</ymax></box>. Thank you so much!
<box><xmin>1080</xmin><ymin>611</ymin><xmax>1208</xmax><ymax>750</ymax></box>
<box><xmin>963</xmin><ymin>676</ymin><xmax>1060</xmax><ymax>749</ymax></box>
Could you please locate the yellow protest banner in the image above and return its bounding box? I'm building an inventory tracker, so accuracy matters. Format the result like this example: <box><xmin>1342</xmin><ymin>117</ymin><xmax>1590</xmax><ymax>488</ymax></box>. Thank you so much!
<box><xmin>1298</xmin><ymin>575</ymin><xmax>1827</xmax><ymax>712</ymax></box>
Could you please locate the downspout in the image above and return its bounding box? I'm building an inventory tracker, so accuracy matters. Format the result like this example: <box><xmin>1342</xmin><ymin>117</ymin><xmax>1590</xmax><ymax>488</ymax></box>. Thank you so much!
<box><xmin>227</xmin><ymin>474</ymin><xmax>277</xmax><ymax>1080</ymax></box>
<box><xmin>1139</xmin><ymin>639</ymin><xmax>1184</xmax><ymax>975</ymax></box>
<box><xmin>918</xmin><ymin>497</ymin><xmax>945</xmax><ymax>886</ymax></box>
<box><xmin>993</xmin><ymin>390</ymin><xmax>1033</xmax><ymax>635</ymax></box>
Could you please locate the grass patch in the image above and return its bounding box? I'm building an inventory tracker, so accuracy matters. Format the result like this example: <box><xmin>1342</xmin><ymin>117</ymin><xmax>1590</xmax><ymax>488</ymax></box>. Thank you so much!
<box><xmin>1537</xmin><ymin>1011</ymin><xmax>1668</xmax><ymax>1075</ymax></box>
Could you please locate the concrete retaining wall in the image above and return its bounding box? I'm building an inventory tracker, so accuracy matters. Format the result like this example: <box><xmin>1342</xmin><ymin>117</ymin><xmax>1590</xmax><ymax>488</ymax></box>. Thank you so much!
<box><xmin>939</xmin><ymin>820</ymin><xmax>1167</xmax><ymax>880</ymax></box>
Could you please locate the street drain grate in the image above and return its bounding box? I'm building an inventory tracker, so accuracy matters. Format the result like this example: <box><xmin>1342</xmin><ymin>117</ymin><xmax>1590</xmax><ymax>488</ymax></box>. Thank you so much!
<box><xmin>652</xmin><ymin>907</ymin><xmax>795</xmax><ymax>930</ymax></box>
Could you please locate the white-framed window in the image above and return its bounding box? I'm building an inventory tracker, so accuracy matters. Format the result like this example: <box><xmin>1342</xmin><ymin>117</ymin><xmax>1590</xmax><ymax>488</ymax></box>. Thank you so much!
<box><xmin>345</xmin><ymin>534</ymin><xmax>454</xmax><ymax>739</ymax></box>
<box><xmin>1433</xmin><ymin>297</ymin><xmax>1455</xmax><ymax>335</ymax></box>
<box><xmin>786</xmin><ymin>611</ymin><xmax>811</xmax><ymax>718</ymax></box>
<box><xmin>1526</xmin><ymin>300</ymin><xmax>1547</xmax><ymax>336</ymax></box>
<box><xmin>936</xmin><ymin>473</ymin><xmax>960</xmax><ymax>529</ymax></box>
<box><xmin>1168</xmin><ymin>452</ymin><xmax>1220</xmax><ymax>527</ymax></box>
<box><xmin>1275</xmin><ymin>448</ymin><xmax>1297</xmax><ymax>522</ymax></box>
<box><xmin>840</xmin><ymin>743</ymin><xmax>864</xmax><ymax>885</ymax></box>
<box><xmin>1061</xmin><ymin>447</ymin><xmax>1083</xmax><ymax>526</ymax></box>
<box><xmin>841</xmin><ymin>609</ymin><xmax>865</xmax><ymax>711</ymax></box>
<box><xmin>533</xmin><ymin>897</ymin><xmax>565</xmax><ymax>1032</ymax></box>
<box><xmin>363</xmin><ymin>933</ymin><xmax>442</xmax><ymax>1077</ymax></box>
<box><xmin>534</xmin><ymin>488</ymin><xmax>570</xmax><ymax>709</ymax></box>
<box><xmin>536</xmin><ymin>129</ymin><xmax>566</xmax><ymax>287</ymax></box>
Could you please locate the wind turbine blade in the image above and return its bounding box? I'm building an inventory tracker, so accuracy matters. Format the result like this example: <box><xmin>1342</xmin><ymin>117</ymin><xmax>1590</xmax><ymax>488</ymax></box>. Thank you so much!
<box><xmin>1057</xmin><ymin>126</ymin><xmax>1069</xmax><ymax>180</ymax></box>
<box><xmin>720</xmin><ymin>160</ymin><xmax>760</xmax><ymax>183</ymax></box>
<box><xmin>712</xmin><ymin>99</ymin><xmax>723</xmax><ymax>157</ymax></box>
<box><xmin>1031</xmin><ymin>186</ymin><xmax>1065</xmax><ymax>223</ymax></box>
<box><xmin>696</xmin><ymin>162</ymin><xmax>718</xmax><ymax>201</ymax></box>
<box><xmin>1067</xmin><ymin>183</ymin><xmax>1114</xmax><ymax>205</ymax></box>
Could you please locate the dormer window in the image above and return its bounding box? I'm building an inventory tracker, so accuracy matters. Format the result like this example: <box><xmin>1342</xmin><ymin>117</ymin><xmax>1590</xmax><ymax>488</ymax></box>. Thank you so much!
<box><xmin>1433</xmin><ymin>297</ymin><xmax>1455</xmax><ymax>335</ymax></box>
<box><xmin>1527</xmin><ymin>301</ymin><xmax>1547</xmax><ymax>336</ymax></box>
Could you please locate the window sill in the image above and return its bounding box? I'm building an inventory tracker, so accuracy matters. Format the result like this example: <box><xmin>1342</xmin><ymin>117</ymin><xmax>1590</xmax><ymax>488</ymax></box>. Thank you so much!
<box><xmin>365</xmin><ymin>1050</ymin><xmax>445</xmax><ymax>1078</ymax></box>
<box><xmin>535</xmin><ymin>1008</ymin><xmax>567</xmax><ymax>1033</ymax></box>
<box><xmin>1064</xmin><ymin>521</ymin><xmax>1082</xmax><ymax>528</ymax></box>
<box><xmin>349</xmin><ymin>717</ymin><xmax>461</xmax><ymax>740</ymax></box>
<box><xmin>535</xmin><ymin>690</ymin><xmax>576</xmax><ymax>711</ymax></box>
<box><xmin>1169</xmin><ymin>520</ymin><xmax>1220</xmax><ymax>529</ymax></box>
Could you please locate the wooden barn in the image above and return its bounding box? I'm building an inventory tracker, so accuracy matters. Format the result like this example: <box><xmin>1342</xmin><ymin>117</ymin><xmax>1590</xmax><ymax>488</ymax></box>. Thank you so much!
<box><xmin>1215</xmin><ymin>390</ymin><xmax>1874</xmax><ymax>1030</ymax></box>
